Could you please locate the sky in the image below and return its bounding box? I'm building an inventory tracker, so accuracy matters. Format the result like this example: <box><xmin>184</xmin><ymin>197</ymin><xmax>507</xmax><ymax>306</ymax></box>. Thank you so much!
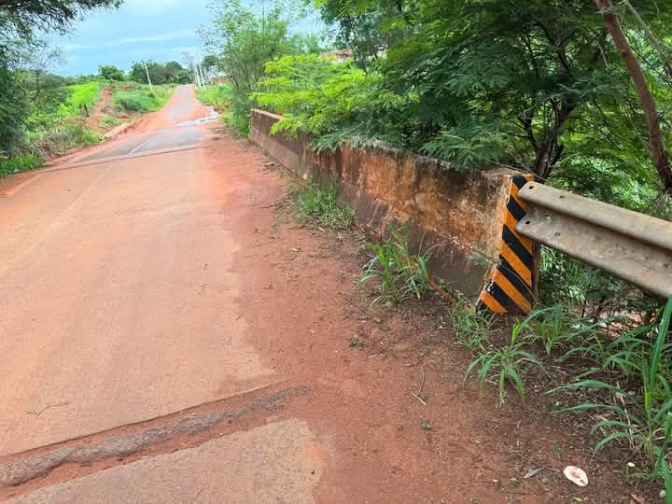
<box><xmin>53</xmin><ymin>0</ymin><xmax>212</xmax><ymax>76</ymax></box>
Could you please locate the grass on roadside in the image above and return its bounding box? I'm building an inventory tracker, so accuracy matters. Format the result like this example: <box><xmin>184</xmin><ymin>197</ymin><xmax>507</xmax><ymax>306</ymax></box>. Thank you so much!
<box><xmin>0</xmin><ymin>154</ymin><xmax>42</xmax><ymax>178</ymax></box>
<box><xmin>195</xmin><ymin>85</ymin><xmax>250</xmax><ymax>137</ymax></box>
<box><xmin>447</xmin><ymin>293</ymin><xmax>672</xmax><ymax>496</ymax></box>
<box><xmin>294</xmin><ymin>178</ymin><xmax>354</xmax><ymax>230</ymax></box>
<box><xmin>552</xmin><ymin>299</ymin><xmax>672</xmax><ymax>496</ymax></box>
<box><xmin>196</xmin><ymin>84</ymin><xmax>233</xmax><ymax>110</ymax></box>
<box><xmin>113</xmin><ymin>85</ymin><xmax>172</xmax><ymax>113</ymax></box>
<box><xmin>359</xmin><ymin>224</ymin><xmax>433</xmax><ymax>307</ymax></box>
<box><xmin>59</xmin><ymin>81</ymin><xmax>101</xmax><ymax>117</ymax></box>
<box><xmin>101</xmin><ymin>115</ymin><xmax>123</xmax><ymax>128</ymax></box>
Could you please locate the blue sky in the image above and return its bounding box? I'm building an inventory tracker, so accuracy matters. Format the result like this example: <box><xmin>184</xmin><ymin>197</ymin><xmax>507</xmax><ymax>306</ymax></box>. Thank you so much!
<box><xmin>53</xmin><ymin>1</ymin><xmax>328</xmax><ymax>77</ymax></box>
<box><xmin>54</xmin><ymin>0</ymin><xmax>211</xmax><ymax>76</ymax></box>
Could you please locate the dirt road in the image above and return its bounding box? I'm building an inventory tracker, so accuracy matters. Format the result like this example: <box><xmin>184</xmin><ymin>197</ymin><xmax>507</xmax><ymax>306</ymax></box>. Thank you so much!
<box><xmin>0</xmin><ymin>86</ymin><xmax>645</xmax><ymax>503</ymax></box>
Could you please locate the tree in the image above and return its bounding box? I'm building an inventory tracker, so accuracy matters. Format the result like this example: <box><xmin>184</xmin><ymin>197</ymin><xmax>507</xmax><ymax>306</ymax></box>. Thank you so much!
<box><xmin>129</xmin><ymin>61</ymin><xmax>168</xmax><ymax>85</ymax></box>
<box><xmin>0</xmin><ymin>0</ymin><xmax>123</xmax><ymax>37</ymax></box>
<box><xmin>316</xmin><ymin>0</ymin><xmax>406</xmax><ymax>69</ymax></box>
<box><xmin>0</xmin><ymin>46</ymin><xmax>28</xmax><ymax>152</ymax></box>
<box><xmin>201</xmin><ymin>54</ymin><xmax>220</xmax><ymax>71</ymax></box>
<box><xmin>201</xmin><ymin>0</ymin><xmax>318</xmax><ymax>134</ymax></box>
<box><xmin>315</xmin><ymin>0</ymin><xmax>672</xmax><ymax>204</ymax></box>
<box><xmin>164</xmin><ymin>60</ymin><xmax>183</xmax><ymax>82</ymax></box>
<box><xmin>594</xmin><ymin>0</ymin><xmax>672</xmax><ymax>194</ymax></box>
<box><xmin>99</xmin><ymin>64</ymin><xmax>124</xmax><ymax>81</ymax></box>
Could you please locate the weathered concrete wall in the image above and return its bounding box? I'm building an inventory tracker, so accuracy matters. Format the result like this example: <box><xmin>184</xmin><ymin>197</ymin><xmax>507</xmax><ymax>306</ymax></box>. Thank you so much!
<box><xmin>251</xmin><ymin>109</ymin><xmax>515</xmax><ymax>297</ymax></box>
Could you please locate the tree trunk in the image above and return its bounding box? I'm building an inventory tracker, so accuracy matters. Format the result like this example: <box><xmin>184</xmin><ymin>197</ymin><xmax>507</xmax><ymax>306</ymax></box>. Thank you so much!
<box><xmin>595</xmin><ymin>0</ymin><xmax>672</xmax><ymax>194</ymax></box>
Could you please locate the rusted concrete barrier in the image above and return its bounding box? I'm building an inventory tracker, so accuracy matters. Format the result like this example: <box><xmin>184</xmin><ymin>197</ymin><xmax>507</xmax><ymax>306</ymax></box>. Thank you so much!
<box><xmin>250</xmin><ymin>109</ymin><xmax>527</xmax><ymax>300</ymax></box>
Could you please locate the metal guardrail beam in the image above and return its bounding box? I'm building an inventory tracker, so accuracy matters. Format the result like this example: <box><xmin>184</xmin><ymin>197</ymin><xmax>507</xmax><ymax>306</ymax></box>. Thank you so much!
<box><xmin>515</xmin><ymin>182</ymin><xmax>672</xmax><ymax>299</ymax></box>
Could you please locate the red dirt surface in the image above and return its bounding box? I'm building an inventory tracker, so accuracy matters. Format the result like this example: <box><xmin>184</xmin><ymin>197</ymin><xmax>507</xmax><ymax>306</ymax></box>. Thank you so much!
<box><xmin>132</xmin><ymin>85</ymin><xmax>213</xmax><ymax>133</ymax></box>
<box><xmin>200</xmin><ymin>128</ymin><xmax>657</xmax><ymax>503</ymax></box>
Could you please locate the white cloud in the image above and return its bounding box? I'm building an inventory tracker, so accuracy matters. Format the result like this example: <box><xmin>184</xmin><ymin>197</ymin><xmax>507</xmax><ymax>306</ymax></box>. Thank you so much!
<box><xmin>104</xmin><ymin>29</ymin><xmax>195</xmax><ymax>47</ymax></box>
<box><xmin>63</xmin><ymin>42</ymin><xmax>99</xmax><ymax>51</ymax></box>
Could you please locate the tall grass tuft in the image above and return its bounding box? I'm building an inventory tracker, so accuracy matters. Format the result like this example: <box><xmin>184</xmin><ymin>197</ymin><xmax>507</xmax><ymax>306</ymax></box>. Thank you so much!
<box><xmin>359</xmin><ymin>224</ymin><xmax>432</xmax><ymax>307</ymax></box>
<box><xmin>553</xmin><ymin>299</ymin><xmax>672</xmax><ymax>495</ymax></box>
<box><xmin>295</xmin><ymin>179</ymin><xmax>354</xmax><ymax>230</ymax></box>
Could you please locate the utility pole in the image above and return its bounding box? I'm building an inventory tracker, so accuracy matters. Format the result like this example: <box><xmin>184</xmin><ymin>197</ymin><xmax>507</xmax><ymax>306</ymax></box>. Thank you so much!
<box><xmin>192</xmin><ymin>61</ymin><xmax>202</xmax><ymax>88</ymax></box>
<box><xmin>195</xmin><ymin>52</ymin><xmax>205</xmax><ymax>88</ymax></box>
<box><xmin>198</xmin><ymin>62</ymin><xmax>207</xmax><ymax>87</ymax></box>
<box><xmin>143</xmin><ymin>62</ymin><xmax>154</xmax><ymax>94</ymax></box>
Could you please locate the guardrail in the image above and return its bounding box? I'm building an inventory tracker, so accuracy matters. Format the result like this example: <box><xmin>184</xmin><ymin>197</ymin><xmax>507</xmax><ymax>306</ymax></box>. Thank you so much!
<box><xmin>516</xmin><ymin>181</ymin><xmax>672</xmax><ymax>300</ymax></box>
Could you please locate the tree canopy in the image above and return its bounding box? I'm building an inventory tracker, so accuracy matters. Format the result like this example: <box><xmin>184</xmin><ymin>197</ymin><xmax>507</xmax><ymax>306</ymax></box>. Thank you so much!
<box><xmin>308</xmin><ymin>0</ymin><xmax>672</xmax><ymax>206</ymax></box>
<box><xmin>128</xmin><ymin>60</ymin><xmax>192</xmax><ymax>85</ymax></box>
<box><xmin>99</xmin><ymin>65</ymin><xmax>124</xmax><ymax>81</ymax></box>
<box><xmin>0</xmin><ymin>0</ymin><xmax>122</xmax><ymax>37</ymax></box>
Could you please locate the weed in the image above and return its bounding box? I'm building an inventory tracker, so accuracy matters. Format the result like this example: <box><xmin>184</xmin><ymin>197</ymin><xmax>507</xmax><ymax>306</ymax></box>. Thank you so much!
<box><xmin>553</xmin><ymin>299</ymin><xmax>672</xmax><ymax>495</ymax></box>
<box><xmin>295</xmin><ymin>179</ymin><xmax>354</xmax><ymax>230</ymax></box>
<box><xmin>420</xmin><ymin>420</ymin><xmax>432</xmax><ymax>430</ymax></box>
<box><xmin>222</xmin><ymin>109</ymin><xmax>251</xmax><ymax>137</ymax></box>
<box><xmin>196</xmin><ymin>84</ymin><xmax>233</xmax><ymax>110</ymax></box>
<box><xmin>464</xmin><ymin>318</ymin><xmax>546</xmax><ymax>405</ymax></box>
<box><xmin>101</xmin><ymin>115</ymin><xmax>123</xmax><ymax>128</ymax></box>
<box><xmin>41</xmin><ymin>122</ymin><xmax>100</xmax><ymax>153</ymax></box>
<box><xmin>0</xmin><ymin>153</ymin><xmax>42</xmax><ymax>178</ymax></box>
<box><xmin>449</xmin><ymin>298</ymin><xmax>493</xmax><ymax>351</ymax></box>
<box><xmin>349</xmin><ymin>335</ymin><xmax>362</xmax><ymax>348</ymax></box>
<box><xmin>512</xmin><ymin>306</ymin><xmax>606</xmax><ymax>363</ymax></box>
<box><xmin>359</xmin><ymin>224</ymin><xmax>432</xmax><ymax>307</ymax></box>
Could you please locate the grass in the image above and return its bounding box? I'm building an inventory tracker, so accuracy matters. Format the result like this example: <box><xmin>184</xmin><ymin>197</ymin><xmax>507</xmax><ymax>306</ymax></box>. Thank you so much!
<box><xmin>113</xmin><ymin>85</ymin><xmax>173</xmax><ymax>113</ymax></box>
<box><xmin>195</xmin><ymin>87</ymin><xmax>250</xmax><ymax>137</ymax></box>
<box><xmin>464</xmin><ymin>311</ymin><xmax>548</xmax><ymax>405</ymax></box>
<box><xmin>40</xmin><ymin>121</ymin><xmax>101</xmax><ymax>154</ymax></box>
<box><xmin>552</xmin><ymin>299</ymin><xmax>672</xmax><ymax>495</ymax></box>
<box><xmin>0</xmin><ymin>154</ymin><xmax>42</xmax><ymax>178</ymax></box>
<box><xmin>59</xmin><ymin>81</ymin><xmax>101</xmax><ymax>117</ymax></box>
<box><xmin>101</xmin><ymin>115</ymin><xmax>123</xmax><ymax>128</ymax></box>
<box><xmin>295</xmin><ymin>178</ymin><xmax>354</xmax><ymax>229</ymax></box>
<box><xmin>449</xmin><ymin>298</ymin><xmax>493</xmax><ymax>350</ymax></box>
<box><xmin>359</xmin><ymin>224</ymin><xmax>432</xmax><ymax>307</ymax></box>
<box><xmin>448</xmin><ymin>294</ymin><xmax>672</xmax><ymax>494</ymax></box>
<box><xmin>196</xmin><ymin>84</ymin><xmax>234</xmax><ymax>110</ymax></box>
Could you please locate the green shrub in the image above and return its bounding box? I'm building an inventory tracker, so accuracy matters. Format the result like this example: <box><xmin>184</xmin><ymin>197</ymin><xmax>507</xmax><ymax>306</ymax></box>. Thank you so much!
<box><xmin>114</xmin><ymin>94</ymin><xmax>150</xmax><ymax>112</ymax></box>
<box><xmin>0</xmin><ymin>153</ymin><xmax>42</xmax><ymax>178</ymax></box>
<box><xmin>222</xmin><ymin>110</ymin><xmax>251</xmax><ymax>137</ymax></box>
<box><xmin>252</xmin><ymin>54</ymin><xmax>393</xmax><ymax>151</ymax></box>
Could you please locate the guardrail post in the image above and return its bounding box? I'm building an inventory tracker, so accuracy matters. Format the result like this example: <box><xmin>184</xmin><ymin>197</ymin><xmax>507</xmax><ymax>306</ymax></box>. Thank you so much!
<box><xmin>477</xmin><ymin>174</ymin><xmax>535</xmax><ymax>315</ymax></box>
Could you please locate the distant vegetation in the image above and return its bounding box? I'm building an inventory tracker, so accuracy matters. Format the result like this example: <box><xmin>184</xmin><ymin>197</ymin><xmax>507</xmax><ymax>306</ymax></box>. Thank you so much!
<box><xmin>127</xmin><ymin>61</ymin><xmax>193</xmax><ymax>86</ymax></box>
<box><xmin>113</xmin><ymin>84</ymin><xmax>173</xmax><ymax>113</ymax></box>
<box><xmin>196</xmin><ymin>84</ymin><xmax>233</xmax><ymax>111</ymax></box>
<box><xmin>0</xmin><ymin>1</ymin><xmax>195</xmax><ymax>177</ymax></box>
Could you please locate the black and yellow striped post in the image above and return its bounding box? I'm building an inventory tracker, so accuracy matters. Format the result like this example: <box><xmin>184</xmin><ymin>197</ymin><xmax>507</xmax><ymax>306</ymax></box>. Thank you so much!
<box><xmin>477</xmin><ymin>174</ymin><xmax>535</xmax><ymax>315</ymax></box>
